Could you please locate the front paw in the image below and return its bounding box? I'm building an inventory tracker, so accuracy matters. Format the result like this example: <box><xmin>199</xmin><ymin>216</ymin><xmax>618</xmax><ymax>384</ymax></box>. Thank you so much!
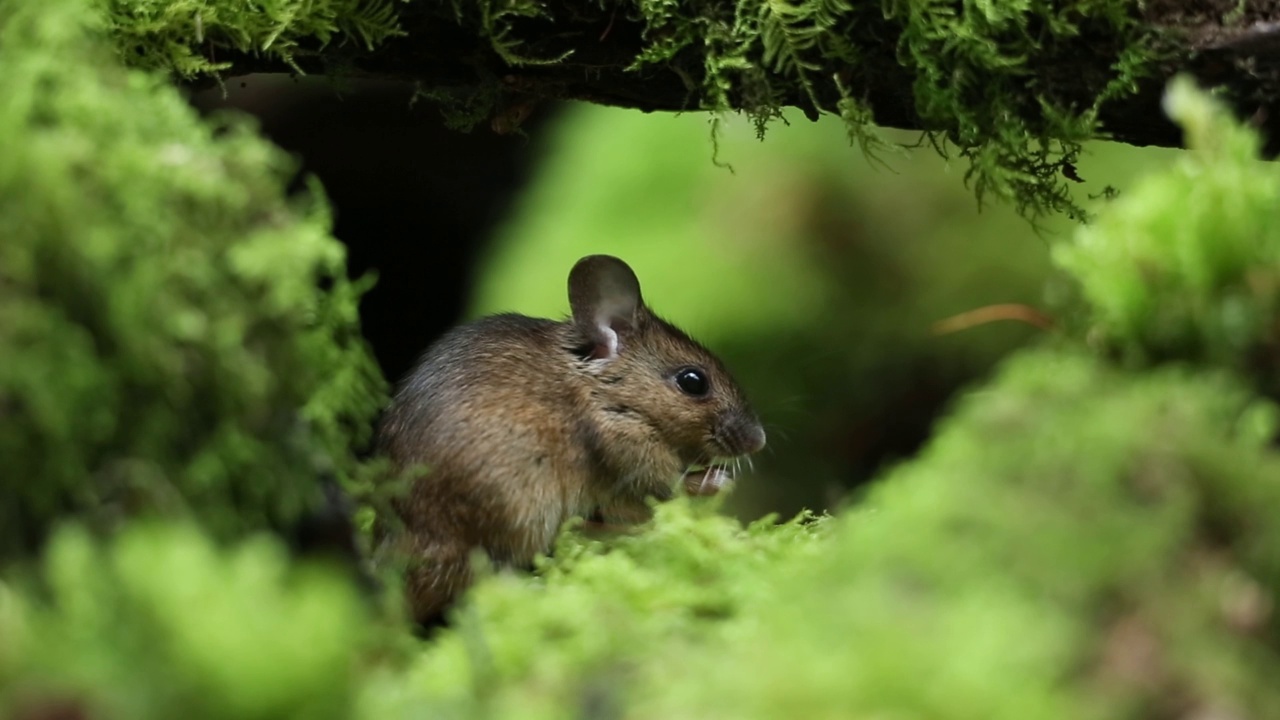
<box><xmin>683</xmin><ymin>466</ymin><xmax>734</xmax><ymax>496</ymax></box>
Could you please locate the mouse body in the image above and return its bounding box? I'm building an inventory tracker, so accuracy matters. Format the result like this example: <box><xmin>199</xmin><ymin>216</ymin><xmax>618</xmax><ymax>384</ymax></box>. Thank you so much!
<box><xmin>376</xmin><ymin>255</ymin><xmax>766</xmax><ymax>623</ymax></box>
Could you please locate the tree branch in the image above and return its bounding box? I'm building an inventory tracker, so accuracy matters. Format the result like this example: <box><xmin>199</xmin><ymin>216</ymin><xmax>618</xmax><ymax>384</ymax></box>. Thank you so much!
<box><xmin>148</xmin><ymin>0</ymin><xmax>1280</xmax><ymax>218</ymax></box>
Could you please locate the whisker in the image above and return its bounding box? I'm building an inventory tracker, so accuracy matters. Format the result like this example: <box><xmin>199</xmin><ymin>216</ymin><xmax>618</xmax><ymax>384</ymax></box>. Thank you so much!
<box><xmin>678</xmin><ymin>462</ymin><xmax>694</xmax><ymax>497</ymax></box>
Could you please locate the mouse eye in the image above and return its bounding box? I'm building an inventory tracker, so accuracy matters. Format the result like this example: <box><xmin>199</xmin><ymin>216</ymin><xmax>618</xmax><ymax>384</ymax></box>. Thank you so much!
<box><xmin>674</xmin><ymin>367</ymin><xmax>710</xmax><ymax>397</ymax></box>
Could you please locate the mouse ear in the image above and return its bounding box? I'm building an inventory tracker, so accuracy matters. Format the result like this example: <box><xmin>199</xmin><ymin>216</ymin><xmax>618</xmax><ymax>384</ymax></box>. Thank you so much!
<box><xmin>567</xmin><ymin>255</ymin><xmax>644</xmax><ymax>360</ymax></box>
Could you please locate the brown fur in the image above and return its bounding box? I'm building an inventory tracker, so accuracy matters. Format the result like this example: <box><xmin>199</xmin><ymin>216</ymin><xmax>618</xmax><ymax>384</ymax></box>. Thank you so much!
<box><xmin>375</xmin><ymin>256</ymin><xmax>765</xmax><ymax>624</ymax></box>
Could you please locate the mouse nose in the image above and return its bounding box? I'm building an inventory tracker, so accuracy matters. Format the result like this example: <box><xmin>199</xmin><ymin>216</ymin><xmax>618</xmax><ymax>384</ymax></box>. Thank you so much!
<box><xmin>744</xmin><ymin>421</ymin><xmax>766</xmax><ymax>454</ymax></box>
<box><xmin>723</xmin><ymin>412</ymin><xmax>766</xmax><ymax>456</ymax></box>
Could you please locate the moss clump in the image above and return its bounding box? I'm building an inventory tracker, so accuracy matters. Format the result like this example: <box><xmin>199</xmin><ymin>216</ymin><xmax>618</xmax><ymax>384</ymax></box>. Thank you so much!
<box><xmin>93</xmin><ymin>0</ymin><xmax>1156</xmax><ymax>221</ymax></box>
<box><xmin>1054</xmin><ymin>76</ymin><xmax>1280</xmax><ymax>390</ymax></box>
<box><xmin>641</xmin><ymin>351</ymin><xmax>1280</xmax><ymax>719</ymax></box>
<box><xmin>95</xmin><ymin>0</ymin><xmax>404</xmax><ymax>76</ymax></box>
<box><xmin>621</xmin><ymin>0</ymin><xmax>1154</xmax><ymax>220</ymax></box>
<box><xmin>888</xmin><ymin>0</ymin><xmax>1153</xmax><ymax>220</ymax></box>
<box><xmin>471</xmin><ymin>0</ymin><xmax>1155</xmax><ymax>219</ymax></box>
<box><xmin>0</xmin><ymin>523</ymin><xmax>370</xmax><ymax>720</ymax></box>
<box><xmin>357</xmin><ymin>502</ymin><xmax>829</xmax><ymax>719</ymax></box>
<box><xmin>0</xmin><ymin>0</ymin><xmax>386</xmax><ymax>560</ymax></box>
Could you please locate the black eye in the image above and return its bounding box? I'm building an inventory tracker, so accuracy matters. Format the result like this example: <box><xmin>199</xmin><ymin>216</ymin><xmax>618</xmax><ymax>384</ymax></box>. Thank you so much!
<box><xmin>675</xmin><ymin>367</ymin><xmax>710</xmax><ymax>396</ymax></box>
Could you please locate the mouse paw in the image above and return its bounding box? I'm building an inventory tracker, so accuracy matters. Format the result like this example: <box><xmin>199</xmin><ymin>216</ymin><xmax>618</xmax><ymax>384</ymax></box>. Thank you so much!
<box><xmin>682</xmin><ymin>466</ymin><xmax>734</xmax><ymax>497</ymax></box>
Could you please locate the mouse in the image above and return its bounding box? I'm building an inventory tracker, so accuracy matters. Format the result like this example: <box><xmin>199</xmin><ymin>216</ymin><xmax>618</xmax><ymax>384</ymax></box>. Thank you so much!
<box><xmin>374</xmin><ymin>254</ymin><xmax>766</xmax><ymax>625</ymax></box>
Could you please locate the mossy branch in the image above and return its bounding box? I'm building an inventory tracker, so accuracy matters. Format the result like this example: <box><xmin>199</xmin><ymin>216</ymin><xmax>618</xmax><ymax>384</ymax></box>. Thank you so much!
<box><xmin>98</xmin><ymin>0</ymin><xmax>1280</xmax><ymax>221</ymax></box>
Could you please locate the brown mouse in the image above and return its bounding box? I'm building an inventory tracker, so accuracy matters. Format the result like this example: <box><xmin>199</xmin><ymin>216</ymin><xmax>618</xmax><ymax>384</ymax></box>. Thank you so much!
<box><xmin>375</xmin><ymin>255</ymin><xmax>766</xmax><ymax>624</ymax></box>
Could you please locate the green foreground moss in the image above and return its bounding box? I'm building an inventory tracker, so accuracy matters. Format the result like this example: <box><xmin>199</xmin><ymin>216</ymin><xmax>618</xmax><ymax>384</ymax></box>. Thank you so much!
<box><xmin>1054</xmin><ymin>78</ymin><xmax>1280</xmax><ymax>388</ymax></box>
<box><xmin>0</xmin><ymin>0</ymin><xmax>385</xmax><ymax>558</ymax></box>
<box><xmin>1</xmin><ymin>524</ymin><xmax>369</xmax><ymax>720</ymax></box>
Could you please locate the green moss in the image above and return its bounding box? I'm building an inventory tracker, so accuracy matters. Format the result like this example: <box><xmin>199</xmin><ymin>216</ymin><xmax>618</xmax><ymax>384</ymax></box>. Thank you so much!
<box><xmin>645</xmin><ymin>350</ymin><xmax>1280</xmax><ymax>719</ymax></box>
<box><xmin>410</xmin><ymin>80</ymin><xmax>503</xmax><ymax>133</ymax></box>
<box><xmin>473</xmin><ymin>0</ymin><xmax>573</xmax><ymax>67</ymax></box>
<box><xmin>0</xmin><ymin>0</ymin><xmax>386</xmax><ymax>559</ymax></box>
<box><xmin>889</xmin><ymin>0</ymin><xmax>1154</xmax><ymax>221</ymax></box>
<box><xmin>1053</xmin><ymin>77</ymin><xmax>1280</xmax><ymax>390</ymax></box>
<box><xmin>619</xmin><ymin>0</ymin><xmax>1156</xmax><ymax>221</ymax></box>
<box><xmin>357</xmin><ymin>501</ymin><xmax>830</xmax><ymax>719</ymax></box>
<box><xmin>0</xmin><ymin>522</ymin><xmax>370</xmax><ymax>720</ymax></box>
<box><xmin>89</xmin><ymin>0</ymin><xmax>1157</xmax><ymax>221</ymax></box>
<box><xmin>455</xmin><ymin>0</ymin><xmax>1152</xmax><ymax>217</ymax></box>
<box><xmin>94</xmin><ymin>0</ymin><xmax>404</xmax><ymax>76</ymax></box>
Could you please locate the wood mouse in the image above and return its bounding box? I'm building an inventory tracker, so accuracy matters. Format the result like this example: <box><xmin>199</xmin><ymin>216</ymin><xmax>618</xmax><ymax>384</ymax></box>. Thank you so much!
<box><xmin>375</xmin><ymin>255</ymin><xmax>766</xmax><ymax>624</ymax></box>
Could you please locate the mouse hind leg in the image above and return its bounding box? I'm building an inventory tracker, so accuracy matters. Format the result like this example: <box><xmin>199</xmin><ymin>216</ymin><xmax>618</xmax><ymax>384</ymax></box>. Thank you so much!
<box><xmin>394</xmin><ymin>530</ymin><xmax>486</xmax><ymax>627</ymax></box>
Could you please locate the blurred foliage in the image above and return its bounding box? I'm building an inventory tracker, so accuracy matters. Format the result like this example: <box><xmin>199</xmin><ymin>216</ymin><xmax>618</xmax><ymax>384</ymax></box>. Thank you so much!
<box><xmin>0</xmin><ymin>523</ymin><xmax>370</xmax><ymax>720</ymax></box>
<box><xmin>358</xmin><ymin>502</ymin><xmax>829</xmax><ymax>719</ymax></box>
<box><xmin>469</xmin><ymin>102</ymin><xmax>1178</xmax><ymax>517</ymax></box>
<box><xmin>0</xmin><ymin>0</ymin><xmax>386</xmax><ymax>561</ymax></box>
<box><xmin>1055</xmin><ymin>77</ymin><xmax>1280</xmax><ymax>395</ymax></box>
<box><xmin>697</xmin><ymin>350</ymin><xmax>1280</xmax><ymax>720</ymax></box>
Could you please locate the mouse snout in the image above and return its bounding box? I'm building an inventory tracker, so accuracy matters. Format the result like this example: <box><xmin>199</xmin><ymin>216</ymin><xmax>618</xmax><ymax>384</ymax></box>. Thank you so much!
<box><xmin>742</xmin><ymin>420</ymin><xmax>767</xmax><ymax>455</ymax></box>
<box><xmin>720</xmin><ymin>411</ymin><xmax>767</xmax><ymax>456</ymax></box>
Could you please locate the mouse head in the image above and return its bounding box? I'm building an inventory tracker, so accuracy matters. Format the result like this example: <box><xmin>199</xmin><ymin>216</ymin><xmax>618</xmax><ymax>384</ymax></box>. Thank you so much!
<box><xmin>567</xmin><ymin>255</ymin><xmax>766</xmax><ymax>478</ymax></box>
